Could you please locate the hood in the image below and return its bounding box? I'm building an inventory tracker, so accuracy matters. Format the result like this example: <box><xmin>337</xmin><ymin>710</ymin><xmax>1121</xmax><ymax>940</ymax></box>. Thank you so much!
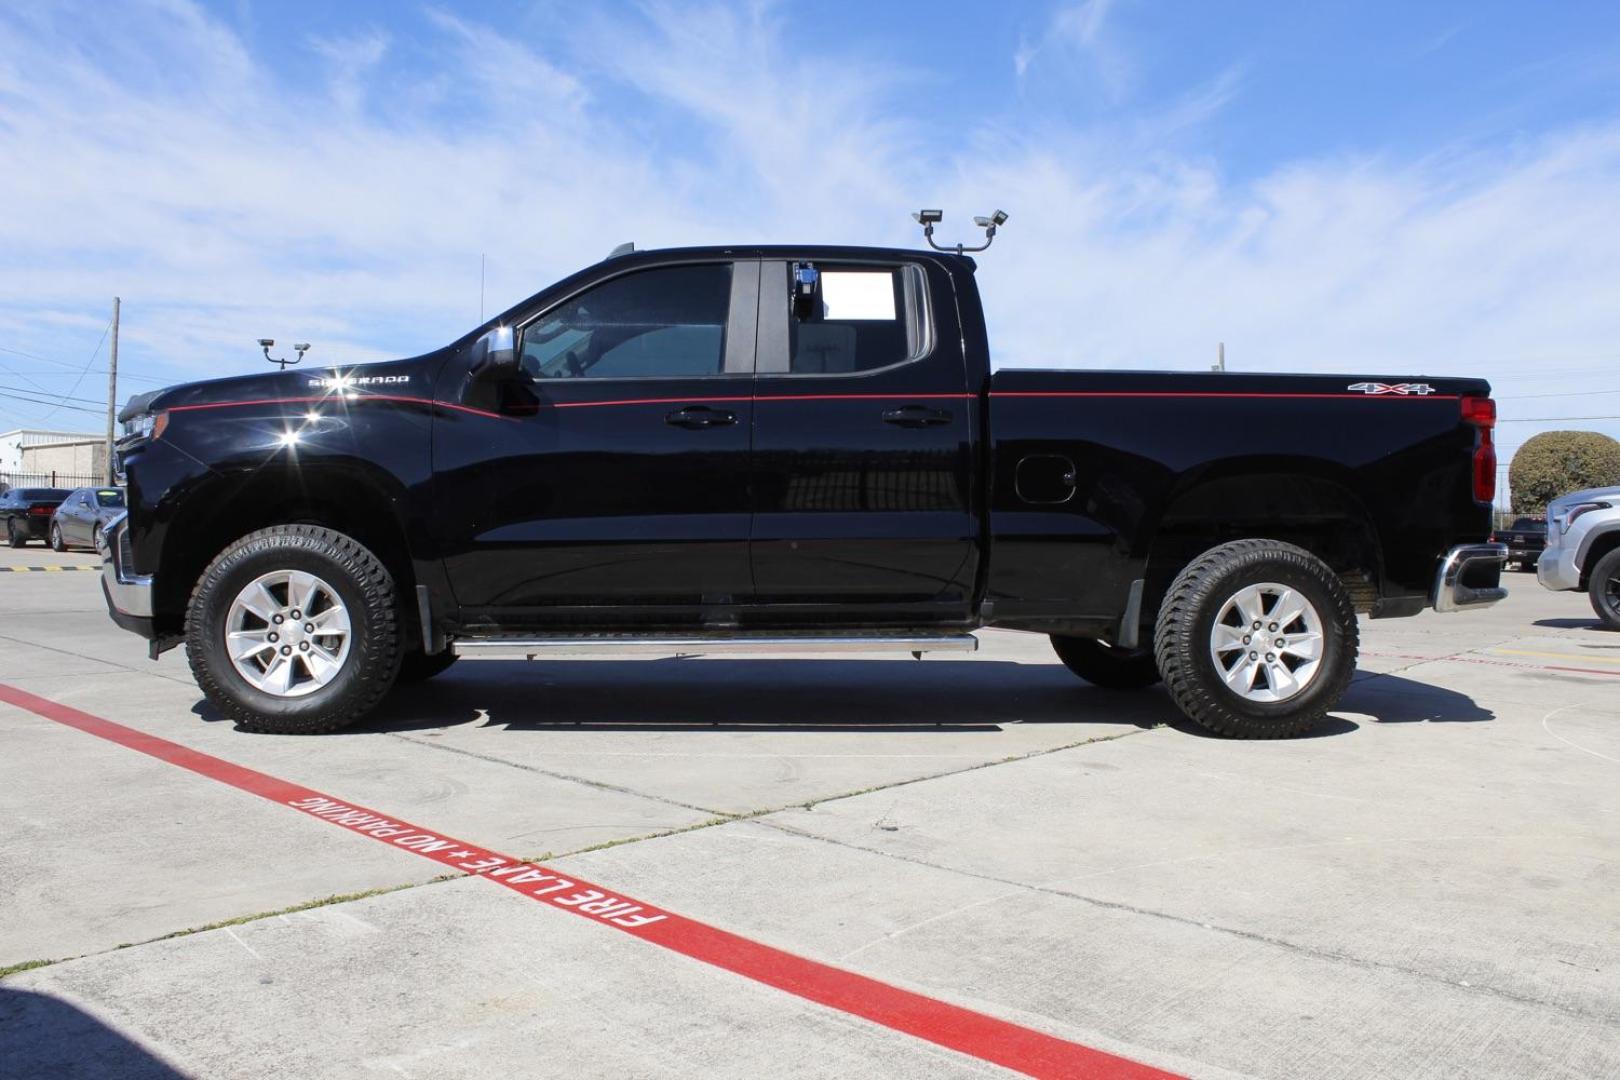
<box><xmin>118</xmin><ymin>354</ymin><xmax>447</xmax><ymax>422</ymax></box>
<box><xmin>1546</xmin><ymin>485</ymin><xmax>1620</xmax><ymax>515</ymax></box>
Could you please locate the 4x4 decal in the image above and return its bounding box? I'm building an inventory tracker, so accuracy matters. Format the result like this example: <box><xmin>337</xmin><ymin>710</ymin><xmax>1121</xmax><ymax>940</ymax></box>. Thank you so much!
<box><xmin>1347</xmin><ymin>382</ymin><xmax>1436</xmax><ymax>395</ymax></box>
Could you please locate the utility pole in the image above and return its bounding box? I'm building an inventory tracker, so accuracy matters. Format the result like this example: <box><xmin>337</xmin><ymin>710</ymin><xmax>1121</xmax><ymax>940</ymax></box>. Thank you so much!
<box><xmin>105</xmin><ymin>296</ymin><xmax>120</xmax><ymax>484</ymax></box>
<box><xmin>1213</xmin><ymin>342</ymin><xmax>1226</xmax><ymax>372</ymax></box>
<box><xmin>480</xmin><ymin>253</ymin><xmax>486</xmax><ymax>323</ymax></box>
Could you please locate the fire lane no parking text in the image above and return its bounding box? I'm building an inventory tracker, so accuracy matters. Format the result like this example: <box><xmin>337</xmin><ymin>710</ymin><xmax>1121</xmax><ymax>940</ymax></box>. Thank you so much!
<box><xmin>0</xmin><ymin>682</ymin><xmax>1180</xmax><ymax>1080</ymax></box>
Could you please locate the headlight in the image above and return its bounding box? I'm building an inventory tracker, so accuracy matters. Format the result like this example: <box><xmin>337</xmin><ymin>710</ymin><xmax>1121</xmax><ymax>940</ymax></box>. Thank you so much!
<box><xmin>1563</xmin><ymin>502</ymin><xmax>1610</xmax><ymax>532</ymax></box>
<box><xmin>124</xmin><ymin>411</ymin><xmax>169</xmax><ymax>441</ymax></box>
<box><xmin>1568</xmin><ymin>501</ymin><xmax>1607</xmax><ymax>527</ymax></box>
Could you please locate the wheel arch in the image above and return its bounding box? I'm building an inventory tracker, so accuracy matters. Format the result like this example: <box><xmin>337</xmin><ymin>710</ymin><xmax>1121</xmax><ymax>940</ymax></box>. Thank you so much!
<box><xmin>1581</xmin><ymin>526</ymin><xmax>1620</xmax><ymax>588</ymax></box>
<box><xmin>153</xmin><ymin>461</ymin><xmax>418</xmax><ymax>641</ymax></box>
<box><xmin>1141</xmin><ymin>464</ymin><xmax>1383</xmax><ymax>623</ymax></box>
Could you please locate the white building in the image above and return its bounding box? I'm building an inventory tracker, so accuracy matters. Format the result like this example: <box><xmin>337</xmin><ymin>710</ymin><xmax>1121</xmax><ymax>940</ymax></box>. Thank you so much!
<box><xmin>0</xmin><ymin>428</ymin><xmax>106</xmax><ymax>489</ymax></box>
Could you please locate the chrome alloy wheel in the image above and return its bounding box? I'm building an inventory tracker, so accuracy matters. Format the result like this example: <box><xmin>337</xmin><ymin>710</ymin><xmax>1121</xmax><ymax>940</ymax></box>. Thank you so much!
<box><xmin>225</xmin><ymin>569</ymin><xmax>352</xmax><ymax>697</ymax></box>
<box><xmin>1208</xmin><ymin>582</ymin><xmax>1324</xmax><ymax>703</ymax></box>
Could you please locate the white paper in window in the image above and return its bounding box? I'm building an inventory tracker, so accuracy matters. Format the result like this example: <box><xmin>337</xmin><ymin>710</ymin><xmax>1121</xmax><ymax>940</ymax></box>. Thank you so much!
<box><xmin>820</xmin><ymin>272</ymin><xmax>896</xmax><ymax>320</ymax></box>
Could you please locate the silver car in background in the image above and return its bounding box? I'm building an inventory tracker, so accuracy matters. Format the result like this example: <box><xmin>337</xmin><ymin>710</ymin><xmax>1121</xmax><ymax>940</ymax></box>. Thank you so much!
<box><xmin>1538</xmin><ymin>484</ymin><xmax>1620</xmax><ymax>629</ymax></box>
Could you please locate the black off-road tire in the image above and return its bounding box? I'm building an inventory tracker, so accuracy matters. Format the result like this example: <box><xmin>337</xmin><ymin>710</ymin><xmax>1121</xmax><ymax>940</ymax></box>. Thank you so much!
<box><xmin>1589</xmin><ymin>548</ymin><xmax>1620</xmax><ymax>631</ymax></box>
<box><xmin>1155</xmin><ymin>539</ymin><xmax>1358</xmax><ymax>739</ymax></box>
<box><xmin>185</xmin><ymin>525</ymin><xmax>401</xmax><ymax>734</ymax></box>
<box><xmin>1050</xmin><ymin>635</ymin><xmax>1161</xmax><ymax>689</ymax></box>
<box><xmin>395</xmin><ymin>649</ymin><xmax>459</xmax><ymax>683</ymax></box>
<box><xmin>50</xmin><ymin>523</ymin><xmax>66</xmax><ymax>551</ymax></box>
<box><xmin>7</xmin><ymin>520</ymin><xmax>26</xmax><ymax>547</ymax></box>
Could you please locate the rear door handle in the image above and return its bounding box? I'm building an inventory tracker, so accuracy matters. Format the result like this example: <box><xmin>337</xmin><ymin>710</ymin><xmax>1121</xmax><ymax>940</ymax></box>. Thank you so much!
<box><xmin>665</xmin><ymin>405</ymin><xmax>737</xmax><ymax>429</ymax></box>
<box><xmin>882</xmin><ymin>405</ymin><xmax>952</xmax><ymax>428</ymax></box>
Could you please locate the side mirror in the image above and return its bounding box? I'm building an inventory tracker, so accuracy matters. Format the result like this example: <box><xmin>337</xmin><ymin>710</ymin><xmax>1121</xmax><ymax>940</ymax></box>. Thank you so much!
<box><xmin>468</xmin><ymin>325</ymin><xmax>518</xmax><ymax>378</ymax></box>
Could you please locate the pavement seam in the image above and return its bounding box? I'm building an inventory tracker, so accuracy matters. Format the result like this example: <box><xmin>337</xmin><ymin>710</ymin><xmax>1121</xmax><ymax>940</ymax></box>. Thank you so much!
<box><xmin>756</xmin><ymin>817</ymin><xmax>1616</xmax><ymax>1026</ymax></box>
<box><xmin>382</xmin><ymin>731</ymin><xmax>731</xmax><ymax>816</ymax></box>
<box><xmin>385</xmin><ymin>724</ymin><xmax>1151</xmax><ymax>824</ymax></box>
<box><xmin>0</xmin><ymin>631</ymin><xmax>195</xmax><ymax>687</ymax></box>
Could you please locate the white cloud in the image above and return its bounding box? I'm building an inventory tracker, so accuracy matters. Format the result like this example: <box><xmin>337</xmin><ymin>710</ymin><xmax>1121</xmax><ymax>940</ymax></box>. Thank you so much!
<box><xmin>0</xmin><ymin>0</ymin><xmax>1616</xmax><ymax>477</ymax></box>
<box><xmin>1016</xmin><ymin>0</ymin><xmax>1132</xmax><ymax>100</ymax></box>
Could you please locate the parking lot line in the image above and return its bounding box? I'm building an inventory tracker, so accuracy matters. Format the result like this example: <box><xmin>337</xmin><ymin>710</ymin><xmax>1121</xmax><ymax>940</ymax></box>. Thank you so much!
<box><xmin>0</xmin><ymin>681</ymin><xmax>1180</xmax><ymax>1080</ymax></box>
<box><xmin>1361</xmin><ymin>649</ymin><xmax>1620</xmax><ymax>679</ymax></box>
<box><xmin>1491</xmin><ymin>647</ymin><xmax>1620</xmax><ymax>666</ymax></box>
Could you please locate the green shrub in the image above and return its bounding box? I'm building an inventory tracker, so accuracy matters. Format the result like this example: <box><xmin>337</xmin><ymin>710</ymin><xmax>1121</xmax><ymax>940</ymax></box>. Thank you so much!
<box><xmin>1510</xmin><ymin>431</ymin><xmax>1620</xmax><ymax>514</ymax></box>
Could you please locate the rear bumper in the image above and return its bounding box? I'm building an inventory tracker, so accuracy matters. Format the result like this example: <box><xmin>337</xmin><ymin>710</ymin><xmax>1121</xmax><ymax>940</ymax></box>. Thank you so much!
<box><xmin>1432</xmin><ymin>543</ymin><xmax>1508</xmax><ymax>613</ymax></box>
<box><xmin>97</xmin><ymin>511</ymin><xmax>155</xmax><ymax>634</ymax></box>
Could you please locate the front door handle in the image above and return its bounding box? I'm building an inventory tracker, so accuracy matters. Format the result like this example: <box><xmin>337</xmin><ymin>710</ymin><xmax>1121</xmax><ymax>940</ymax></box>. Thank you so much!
<box><xmin>665</xmin><ymin>405</ymin><xmax>737</xmax><ymax>429</ymax></box>
<box><xmin>882</xmin><ymin>405</ymin><xmax>953</xmax><ymax>428</ymax></box>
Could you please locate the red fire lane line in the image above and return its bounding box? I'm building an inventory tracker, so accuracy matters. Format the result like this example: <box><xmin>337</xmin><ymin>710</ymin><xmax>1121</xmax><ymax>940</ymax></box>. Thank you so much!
<box><xmin>0</xmin><ymin>684</ymin><xmax>1178</xmax><ymax>1080</ymax></box>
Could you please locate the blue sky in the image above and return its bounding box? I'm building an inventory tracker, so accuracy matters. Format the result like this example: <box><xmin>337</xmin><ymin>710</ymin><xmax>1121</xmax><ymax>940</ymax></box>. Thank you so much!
<box><xmin>2</xmin><ymin>0</ymin><xmax>1619</xmax><ymax>488</ymax></box>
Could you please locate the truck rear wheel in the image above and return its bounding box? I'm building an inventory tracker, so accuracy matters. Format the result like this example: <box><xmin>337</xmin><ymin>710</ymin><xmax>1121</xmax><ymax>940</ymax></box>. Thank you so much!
<box><xmin>186</xmin><ymin>525</ymin><xmax>401</xmax><ymax>734</ymax></box>
<box><xmin>1589</xmin><ymin>547</ymin><xmax>1620</xmax><ymax>630</ymax></box>
<box><xmin>1154</xmin><ymin>539</ymin><xmax>1357</xmax><ymax>739</ymax></box>
<box><xmin>1049</xmin><ymin>636</ymin><xmax>1160</xmax><ymax>689</ymax></box>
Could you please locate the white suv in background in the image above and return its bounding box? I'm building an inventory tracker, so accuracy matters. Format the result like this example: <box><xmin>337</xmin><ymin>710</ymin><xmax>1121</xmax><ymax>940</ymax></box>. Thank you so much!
<box><xmin>1538</xmin><ymin>485</ymin><xmax>1620</xmax><ymax>629</ymax></box>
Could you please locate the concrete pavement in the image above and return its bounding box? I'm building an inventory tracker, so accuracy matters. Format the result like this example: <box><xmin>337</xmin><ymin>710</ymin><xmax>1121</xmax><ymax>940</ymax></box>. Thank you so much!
<box><xmin>1</xmin><ymin>546</ymin><xmax>1616</xmax><ymax>1078</ymax></box>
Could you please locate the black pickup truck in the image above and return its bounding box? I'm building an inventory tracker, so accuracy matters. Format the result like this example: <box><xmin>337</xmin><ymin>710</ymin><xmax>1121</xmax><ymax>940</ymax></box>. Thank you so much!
<box><xmin>104</xmin><ymin>245</ymin><xmax>1506</xmax><ymax>738</ymax></box>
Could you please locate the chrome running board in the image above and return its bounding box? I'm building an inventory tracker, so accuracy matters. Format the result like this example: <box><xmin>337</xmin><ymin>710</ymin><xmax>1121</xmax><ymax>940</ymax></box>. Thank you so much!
<box><xmin>450</xmin><ymin>633</ymin><xmax>979</xmax><ymax>660</ymax></box>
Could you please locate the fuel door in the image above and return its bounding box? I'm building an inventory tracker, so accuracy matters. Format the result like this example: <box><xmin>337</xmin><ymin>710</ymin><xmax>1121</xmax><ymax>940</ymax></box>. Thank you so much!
<box><xmin>1015</xmin><ymin>454</ymin><xmax>1077</xmax><ymax>504</ymax></box>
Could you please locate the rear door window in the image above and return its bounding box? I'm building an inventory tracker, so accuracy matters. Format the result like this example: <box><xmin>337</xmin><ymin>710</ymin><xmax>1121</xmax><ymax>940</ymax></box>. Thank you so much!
<box><xmin>786</xmin><ymin>264</ymin><xmax>930</xmax><ymax>375</ymax></box>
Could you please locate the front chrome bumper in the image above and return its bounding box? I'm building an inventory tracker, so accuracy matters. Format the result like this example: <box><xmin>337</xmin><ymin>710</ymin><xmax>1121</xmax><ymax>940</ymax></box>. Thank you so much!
<box><xmin>1432</xmin><ymin>543</ymin><xmax>1508</xmax><ymax>613</ymax></box>
<box><xmin>97</xmin><ymin>510</ymin><xmax>153</xmax><ymax>618</ymax></box>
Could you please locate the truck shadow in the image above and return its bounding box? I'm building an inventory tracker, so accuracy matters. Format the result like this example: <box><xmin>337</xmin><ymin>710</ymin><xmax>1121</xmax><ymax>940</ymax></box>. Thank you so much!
<box><xmin>1533</xmin><ymin>617</ymin><xmax>1613</xmax><ymax>632</ymax></box>
<box><xmin>168</xmin><ymin>660</ymin><xmax>1487</xmax><ymax>737</ymax></box>
<box><xmin>1336</xmin><ymin>673</ymin><xmax>1494</xmax><ymax>724</ymax></box>
<box><xmin>0</xmin><ymin>987</ymin><xmax>189</xmax><ymax>1080</ymax></box>
<box><xmin>352</xmin><ymin>659</ymin><xmax>1171</xmax><ymax>734</ymax></box>
<box><xmin>192</xmin><ymin>660</ymin><xmax>1496</xmax><ymax>736</ymax></box>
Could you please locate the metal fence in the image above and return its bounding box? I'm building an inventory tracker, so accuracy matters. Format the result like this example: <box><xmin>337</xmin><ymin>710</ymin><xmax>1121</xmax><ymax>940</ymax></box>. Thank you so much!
<box><xmin>0</xmin><ymin>471</ymin><xmax>103</xmax><ymax>493</ymax></box>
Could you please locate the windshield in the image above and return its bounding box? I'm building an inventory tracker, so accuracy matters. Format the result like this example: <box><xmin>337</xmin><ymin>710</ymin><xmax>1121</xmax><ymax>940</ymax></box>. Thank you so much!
<box><xmin>95</xmin><ymin>489</ymin><xmax>126</xmax><ymax>508</ymax></box>
<box><xmin>1509</xmin><ymin>517</ymin><xmax>1544</xmax><ymax>530</ymax></box>
<box><xmin>19</xmin><ymin>488</ymin><xmax>70</xmax><ymax>500</ymax></box>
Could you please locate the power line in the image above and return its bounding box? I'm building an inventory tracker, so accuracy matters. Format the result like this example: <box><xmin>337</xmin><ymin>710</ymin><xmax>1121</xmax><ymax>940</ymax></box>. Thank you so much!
<box><xmin>0</xmin><ymin>344</ymin><xmax>168</xmax><ymax>385</ymax></box>
<box><xmin>0</xmin><ymin>389</ymin><xmax>104</xmax><ymax>416</ymax></box>
<box><xmin>1498</xmin><ymin>388</ymin><xmax>1620</xmax><ymax>400</ymax></box>
<box><xmin>31</xmin><ymin>321</ymin><xmax>110</xmax><ymax>423</ymax></box>
<box><xmin>1497</xmin><ymin>415</ymin><xmax>1620</xmax><ymax>422</ymax></box>
<box><xmin>0</xmin><ymin>383</ymin><xmax>104</xmax><ymax>405</ymax></box>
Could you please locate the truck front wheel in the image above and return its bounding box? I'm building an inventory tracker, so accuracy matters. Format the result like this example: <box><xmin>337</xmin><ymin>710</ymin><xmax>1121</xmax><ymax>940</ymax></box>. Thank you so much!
<box><xmin>1589</xmin><ymin>547</ymin><xmax>1620</xmax><ymax>630</ymax></box>
<box><xmin>185</xmin><ymin>525</ymin><xmax>402</xmax><ymax>734</ymax></box>
<box><xmin>1154</xmin><ymin>539</ymin><xmax>1358</xmax><ymax>738</ymax></box>
<box><xmin>1049</xmin><ymin>636</ymin><xmax>1160</xmax><ymax>689</ymax></box>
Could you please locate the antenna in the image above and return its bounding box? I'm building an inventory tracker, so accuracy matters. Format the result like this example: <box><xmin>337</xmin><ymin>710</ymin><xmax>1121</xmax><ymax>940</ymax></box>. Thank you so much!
<box><xmin>259</xmin><ymin>339</ymin><xmax>310</xmax><ymax>370</ymax></box>
<box><xmin>912</xmin><ymin>209</ymin><xmax>1008</xmax><ymax>255</ymax></box>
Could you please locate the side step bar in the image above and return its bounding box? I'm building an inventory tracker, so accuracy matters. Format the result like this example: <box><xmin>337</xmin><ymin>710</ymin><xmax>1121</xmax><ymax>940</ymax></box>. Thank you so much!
<box><xmin>450</xmin><ymin>634</ymin><xmax>980</xmax><ymax>660</ymax></box>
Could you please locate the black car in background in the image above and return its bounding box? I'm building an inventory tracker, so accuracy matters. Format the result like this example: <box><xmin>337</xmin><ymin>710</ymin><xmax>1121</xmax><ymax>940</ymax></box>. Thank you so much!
<box><xmin>1497</xmin><ymin>516</ymin><xmax>1547</xmax><ymax>570</ymax></box>
<box><xmin>50</xmin><ymin>487</ymin><xmax>126</xmax><ymax>551</ymax></box>
<box><xmin>0</xmin><ymin>488</ymin><xmax>72</xmax><ymax>547</ymax></box>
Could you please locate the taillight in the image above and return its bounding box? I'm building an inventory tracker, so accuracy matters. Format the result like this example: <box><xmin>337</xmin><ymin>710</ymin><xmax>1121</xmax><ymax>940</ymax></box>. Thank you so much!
<box><xmin>1463</xmin><ymin>395</ymin><xmax>1496</xmax><ymax>504</ymax></box>
<box><xmin>29</xmin><ymin>505</ymin><xmax>54</xmax><ymax>516</ymax></box>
